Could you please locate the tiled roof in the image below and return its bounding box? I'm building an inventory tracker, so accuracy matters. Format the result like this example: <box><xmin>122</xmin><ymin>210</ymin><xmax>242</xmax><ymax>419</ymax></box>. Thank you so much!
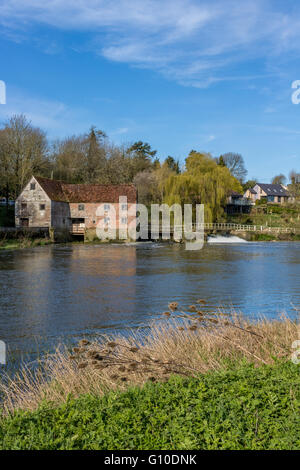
<box><xmin>35</xmin><ymin>176</ymin><xmax>137</xmax><ymax>203</ymax></box>
<box><xmin>256</xmin><ymin>183</ymin><xmax>290</xmax><ymax>197</ymax></box>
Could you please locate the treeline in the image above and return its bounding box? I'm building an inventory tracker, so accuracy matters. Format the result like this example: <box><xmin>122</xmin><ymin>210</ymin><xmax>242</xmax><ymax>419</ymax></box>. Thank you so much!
<box><xmin>0</xmin><ymin>115</ymin><xmax>180</xmax><ymax>203</ymax></box>
<box><xmin>0</xmin><ymin>114</ymin><xmax>299</xmax><ymax>221</ymax></box>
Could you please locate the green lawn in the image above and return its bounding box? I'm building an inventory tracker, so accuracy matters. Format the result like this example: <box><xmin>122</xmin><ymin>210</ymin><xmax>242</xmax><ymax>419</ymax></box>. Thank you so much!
<box><xmin>0</xmin><ymin>360</ymin><xmax>299</xmax><ymax>450</ymax></box>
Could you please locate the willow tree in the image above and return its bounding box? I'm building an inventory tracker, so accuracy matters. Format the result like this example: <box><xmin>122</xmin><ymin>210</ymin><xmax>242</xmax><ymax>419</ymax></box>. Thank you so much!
<box><xmin>164</xmin><ymin>152</ymin><xmax>242</xmax><ymax>222</ymax></box>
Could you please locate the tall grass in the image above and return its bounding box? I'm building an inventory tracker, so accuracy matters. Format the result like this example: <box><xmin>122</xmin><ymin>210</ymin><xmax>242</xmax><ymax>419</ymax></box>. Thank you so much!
<box><xmin>0</xmin><ymin>305</ymin><xmax>298</xmax><ymax>415</ymax></box>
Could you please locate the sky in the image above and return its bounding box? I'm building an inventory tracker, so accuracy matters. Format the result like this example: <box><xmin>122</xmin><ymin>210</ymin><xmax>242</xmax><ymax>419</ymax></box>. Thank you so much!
<box><xmin>0</xmin><ymin>0</ymin><xmax>300</xmax><ymax>182</ymax></box>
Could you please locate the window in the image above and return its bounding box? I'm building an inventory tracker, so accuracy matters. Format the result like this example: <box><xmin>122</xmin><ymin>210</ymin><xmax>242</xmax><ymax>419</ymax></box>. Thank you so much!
<box><xmin>104</xmin><ymin>204</ymin><xmax>110</xmax><ymax>211</ymax></box>
<box><xmin>30</xmin><ymin>183</ymin><xmax>36</xmax><ymax>190</ymax></box>
<box><xmin>121</xmin><ymin>204</ymin><xmax>127</xmax><ymax>211</ymax></box>
<box><xmin>78</xmin><ymin>204</ymin><xmax>85</xmax><ymax>211</ymax></box>
<box><xmin>21</xmin><ymin>203</ymin><xmax>27</xmax><ymax>210</ymax></box>
<box><xmin>40</xmin><ymin>204</ymin><xmax>45</xmax><ymax>211</ymax></box>
<box><xmin>104</xmin><ymin>217</ymin><xmax>110</xmax><ymax>224</ymax></box>
<box><xmin>121</xmin><ymin>217</ymin><xmax>127</xmax><ymax>224</ymax></box>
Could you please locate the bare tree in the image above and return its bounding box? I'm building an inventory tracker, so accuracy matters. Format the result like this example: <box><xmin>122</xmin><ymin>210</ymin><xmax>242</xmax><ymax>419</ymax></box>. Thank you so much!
<box><xmin>1</xmin><ymin>114</ymin><xmax>49</xmax><ymax>198</ymax></box>
<box><xmin>219</xmin><ymin>152</ymin><xmax>247</xmax><ymax>182</ymax></box>
<box><xmin>272</xmin><ymin>174</ymin><xmax>287</xmax><ymax>185</ymax></box>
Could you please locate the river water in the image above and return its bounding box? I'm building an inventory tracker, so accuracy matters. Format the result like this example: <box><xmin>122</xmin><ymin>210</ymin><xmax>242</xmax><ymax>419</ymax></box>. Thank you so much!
<box><xmin>0</xmin><ymin>240</ymin><xmax>299</xmax><ymax>368</ymax></box>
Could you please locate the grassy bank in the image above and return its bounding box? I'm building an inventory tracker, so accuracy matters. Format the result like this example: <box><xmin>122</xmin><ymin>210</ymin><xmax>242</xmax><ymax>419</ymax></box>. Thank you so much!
<box><xmin>0</xmin><ymin>237</ymin><xmax>52</xmax><ymax>250</ymax></box>
<box><xmin>0</xmin><ymin>306</ymin><xmax>299</xmax><ymax>449</ymax></box>
<box><xmin>226</xmin><ymin>203</ymin><xmax>300</xmax><ymax>230</ymax></box>
<box><xmin>233</xmin><ymin>232</ymin><xmax>300</xmax><ymax>242</ymax></box>
<box><xmin>1</xmin><ymin>307</ymin><xmax>298</xmax><ymax>413</ymax></box>
<box><xmin>1</xmin><ymin>360</ymin><xmax>299</xmax><ymax>450</ymax></box>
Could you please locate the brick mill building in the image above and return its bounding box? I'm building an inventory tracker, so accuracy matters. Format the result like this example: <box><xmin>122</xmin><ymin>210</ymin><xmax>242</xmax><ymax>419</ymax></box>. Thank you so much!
<box><xmin>15</xmin><ymin>176</ymin><xmax>137</xmax><ymax>240</ymax></box>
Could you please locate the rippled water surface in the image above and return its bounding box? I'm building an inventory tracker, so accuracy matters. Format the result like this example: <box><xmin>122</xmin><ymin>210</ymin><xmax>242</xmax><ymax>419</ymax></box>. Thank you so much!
<box><xmin>0</xmin><ymin>241</ymin><xmax>299</xmax><ymax>366</ymax></box>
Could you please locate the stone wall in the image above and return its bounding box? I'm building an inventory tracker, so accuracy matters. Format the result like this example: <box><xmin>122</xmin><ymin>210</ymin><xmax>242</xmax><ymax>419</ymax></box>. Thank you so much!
<box><xmin>15</xmin><ymin>177</ymin><xmax>51</xmax><ymax>227</ymax></box>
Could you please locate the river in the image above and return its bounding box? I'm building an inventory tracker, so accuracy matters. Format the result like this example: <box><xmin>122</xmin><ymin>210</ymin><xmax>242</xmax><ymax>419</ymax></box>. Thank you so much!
<box><xmin>0</xmin><ymin>240</ymin><xmax>299</xmax><ymax>368</ymax></box>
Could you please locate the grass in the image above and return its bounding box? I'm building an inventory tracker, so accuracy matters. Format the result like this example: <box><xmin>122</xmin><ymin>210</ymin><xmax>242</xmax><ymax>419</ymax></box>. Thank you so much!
<box><xmin>247</xmin><ymin>233</ymin><xmax>300</xmax><ymax>242</ymax></box>
<box><xmin>226</xmin><ymin>203</ymin><xmax>300</xmax><ymax>230</ymax></box>
<box><xmin>0</xmin><ymin>306</ymin><xmax>298</xmax><ymax>413</ymax></box>
<box><xmin>0</xmin><ymin>360</ymin><xmax>299</xmax><ymax>450</ymax></box>
<box><xmin>0</xmin><ymin>237</ymin><xmax>52</xmax><ymax>250</ymax></box>
<box><xmin>0</xmin><ymin>306</ymin><xmax>299</xmax><ymax>449</ymax></box>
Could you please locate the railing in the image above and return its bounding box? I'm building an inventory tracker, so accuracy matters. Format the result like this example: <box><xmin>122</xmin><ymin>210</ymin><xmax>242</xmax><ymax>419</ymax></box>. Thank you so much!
<box><xmin>148</xmin><ymin>223</ymin><xmax>300</xmax><ymax>233</ymax></box>
<box><xmin>71</xmin><ymin>224</ymin><xmax>85</xmax><ymax>234</ymax></box>
<box><xmin>228</xmin><ymin>198</ymin><xmax>254</xmax><ymax>206</ymax></box>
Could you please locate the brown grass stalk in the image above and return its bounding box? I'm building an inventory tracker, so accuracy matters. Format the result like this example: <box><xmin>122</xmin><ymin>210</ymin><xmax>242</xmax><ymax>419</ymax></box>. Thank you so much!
<box><xmin>0</xmin><ymin>308</ymin><xmax>298</xmax><ymax>415</ymax></box>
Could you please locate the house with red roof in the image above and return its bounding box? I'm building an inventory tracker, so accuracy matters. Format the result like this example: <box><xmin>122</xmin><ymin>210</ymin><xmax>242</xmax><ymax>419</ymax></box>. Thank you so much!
<box><xmin>15</xmin><ymin>176</ymin><xmax>137</xmax><ymax>240</ymax></box>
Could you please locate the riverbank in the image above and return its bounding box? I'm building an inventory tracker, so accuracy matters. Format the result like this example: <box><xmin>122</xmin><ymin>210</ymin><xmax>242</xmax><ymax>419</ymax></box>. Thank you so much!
<box><xmin>0</xmin><ymin>237</ymin><xmax>52</xmax><ymax>250</ymax></box>
<box><xmin>0</xmin><ymin>309</ymin><xmax>299</xmax><ymax>450</ymax></box>
<box><xmin>0</xmin><ymin>232</ymin><xmax>300</xmax><ymax>251</ymax></box>
<box><xmin>230</xmin><ymin>231</ymin><xmax>300</xmax><ymax>242</ymax></box>
<box><xmin>1</xmin><ymin>359</ymin><xmax>299</xmax><ymax>450</ymax></box>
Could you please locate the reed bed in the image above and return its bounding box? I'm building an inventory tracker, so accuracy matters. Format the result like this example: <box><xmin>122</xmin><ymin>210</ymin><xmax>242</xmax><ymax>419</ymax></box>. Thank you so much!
<box><xmin>0</xmin><ymin>303</ymin><xmax>298</xmax><ymax>415</ymax></box>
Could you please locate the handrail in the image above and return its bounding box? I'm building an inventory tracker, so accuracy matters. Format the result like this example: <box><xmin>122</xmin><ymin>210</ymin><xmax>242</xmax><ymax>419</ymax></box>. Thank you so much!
<box><xmin>147</xmin><ymin>223</ymin><xmax>299</xmax><ymax>233</ymax></box>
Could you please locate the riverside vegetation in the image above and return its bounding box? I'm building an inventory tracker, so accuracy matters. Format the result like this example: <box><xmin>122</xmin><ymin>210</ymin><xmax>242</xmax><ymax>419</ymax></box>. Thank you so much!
<box><xmin>0</xmin><ymin>303</ymin><xmax>299</xmax><ymax>450</ymax></box>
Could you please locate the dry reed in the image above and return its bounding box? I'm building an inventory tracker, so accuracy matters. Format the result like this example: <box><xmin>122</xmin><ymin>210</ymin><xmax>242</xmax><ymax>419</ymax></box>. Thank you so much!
<box><xmin>0</xmin><ymin>304</ymin><xmax>298</xmax><ymax>415</ymax></box>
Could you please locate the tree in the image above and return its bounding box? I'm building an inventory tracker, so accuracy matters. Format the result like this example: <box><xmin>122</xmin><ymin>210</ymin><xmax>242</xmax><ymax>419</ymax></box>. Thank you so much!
<box><xmin>133</xmin><ymin>171</ymin><xmax>159</xmax><ymax>206</ymax></box>
<box><xmin>217</xmin><ymin>155</ymin><xmax>226</xmax><ymax>167</ymax></box>
<box><xmin>51</xmin><ymin>135</ymin><xmax>86</xmax><ymax>183</ymax></box>
<box><xmin>127</xmin><ymin>141</ymin><xmax>157</xmax><ymax>178</ymax></box>
<box><xmin>288</xmin><ymin>170</ymin><xmax>300</xmax><ymax>201</ymax></box>
<box><xmin>272</xmin><ymin>174</ymin><xmax>287</xmax><ymax>185</ymax></box>
<box><xmin>219</xmin><ymin>152</ymin><xmax>247</xmax><ymax>182</ymax></box>
<box><xmin>243</xmin><ymin>180</ymin><xmax>257</xmax><ymax>192</ymax></box>
<box><xmin>289</xmin><ymin>170</ymin><xmax>300</xmax><ymax>185</ymax></box>
<box><xmin>0</xmin><ymin>114</ymin><xmax>49</xmax><ymax>198</ymax></box>
<box><xmin>105</xmin><ymin>145</ymin><xmax>132</xmax><ymax>184</ymax></box>
<box><xmin>164</xmin><ymin>152</ymin><xmax>242</xmax><ymax>222</ymax></box>
<box><xmin>84</xmin><ymin>126</ymin><xmax>107</xmax><ymax>183</ymax></box>
<box><xmin>165</xmin><ymin>156</ymin><xmax>180</xmax><ymax>174</ymax></box>
<box><xmin>0</xmin><ymin>128</ymin><xmax>13</xmax><ymax>207</ymax></box>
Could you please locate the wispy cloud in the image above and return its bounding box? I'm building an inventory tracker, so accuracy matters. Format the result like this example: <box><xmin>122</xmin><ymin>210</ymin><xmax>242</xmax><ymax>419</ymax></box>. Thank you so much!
<box><xmin>111</xmin><ymin>127</ymin><xmax>129</xmax><ymax>135</ymax></box>
<box><xmin>0</xmin><ymin>86</ymin><xmax>95</xmax><ymax>137</ymax></box>
<box><xmin>1</xmin><ymin>1</ymin><xmax>300</xmax><ymax>87</ymax></box>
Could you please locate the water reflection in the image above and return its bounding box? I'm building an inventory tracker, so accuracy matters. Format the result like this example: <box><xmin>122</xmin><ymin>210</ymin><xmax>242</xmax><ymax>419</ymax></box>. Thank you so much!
<box><xmin>0</xmin><ymin>242</ymin><xmax>299</xmax><ymax>368</ymax></box>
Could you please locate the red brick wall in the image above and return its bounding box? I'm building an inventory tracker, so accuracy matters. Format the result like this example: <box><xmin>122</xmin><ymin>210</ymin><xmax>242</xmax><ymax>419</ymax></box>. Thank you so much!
<box><xmin>69</xmin><ymin>202</ymin><xmax>136</xmax><ymax>229</ymax></box>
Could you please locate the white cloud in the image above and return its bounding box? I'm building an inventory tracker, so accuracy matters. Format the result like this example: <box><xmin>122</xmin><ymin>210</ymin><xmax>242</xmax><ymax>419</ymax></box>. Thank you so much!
<box><xmin>1</xmin><ymin>1</ymin><xmax>300</xmax><ymax>87</ymax></box>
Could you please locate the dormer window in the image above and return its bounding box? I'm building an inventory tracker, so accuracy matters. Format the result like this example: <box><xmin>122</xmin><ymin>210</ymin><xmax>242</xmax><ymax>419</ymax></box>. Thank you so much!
<box><xmin>30</xmin><ymin>183</ymin><xmax>36</xmax><ymax>190</ymax></box>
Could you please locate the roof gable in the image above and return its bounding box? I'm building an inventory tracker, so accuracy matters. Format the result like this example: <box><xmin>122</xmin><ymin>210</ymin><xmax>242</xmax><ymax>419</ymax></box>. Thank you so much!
<box><xmin>256</xmin><ymin>183</ymin><xmax>290</xmax><ymax>197</ymax></box>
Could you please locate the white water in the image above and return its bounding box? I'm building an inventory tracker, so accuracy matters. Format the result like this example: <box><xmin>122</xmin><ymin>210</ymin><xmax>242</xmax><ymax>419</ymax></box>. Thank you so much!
<box><xmin>207</xmin><ymin>235</ymin><xmax>248</xmax><ymax>243</ymax></box>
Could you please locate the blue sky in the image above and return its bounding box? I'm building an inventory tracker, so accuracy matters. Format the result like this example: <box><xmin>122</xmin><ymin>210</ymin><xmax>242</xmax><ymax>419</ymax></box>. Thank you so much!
<box><xmin>0</xmin><ymin>0</ymin><xmax>300</xmax><ymax>181</ymax></box>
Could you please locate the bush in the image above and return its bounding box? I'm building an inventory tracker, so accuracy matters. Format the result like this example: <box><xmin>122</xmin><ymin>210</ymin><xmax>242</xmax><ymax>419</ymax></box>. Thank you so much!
<box><xmin>0</xmin><ymin>361</ymin><xmax>299</xmax><ymax>450</ymax></box>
